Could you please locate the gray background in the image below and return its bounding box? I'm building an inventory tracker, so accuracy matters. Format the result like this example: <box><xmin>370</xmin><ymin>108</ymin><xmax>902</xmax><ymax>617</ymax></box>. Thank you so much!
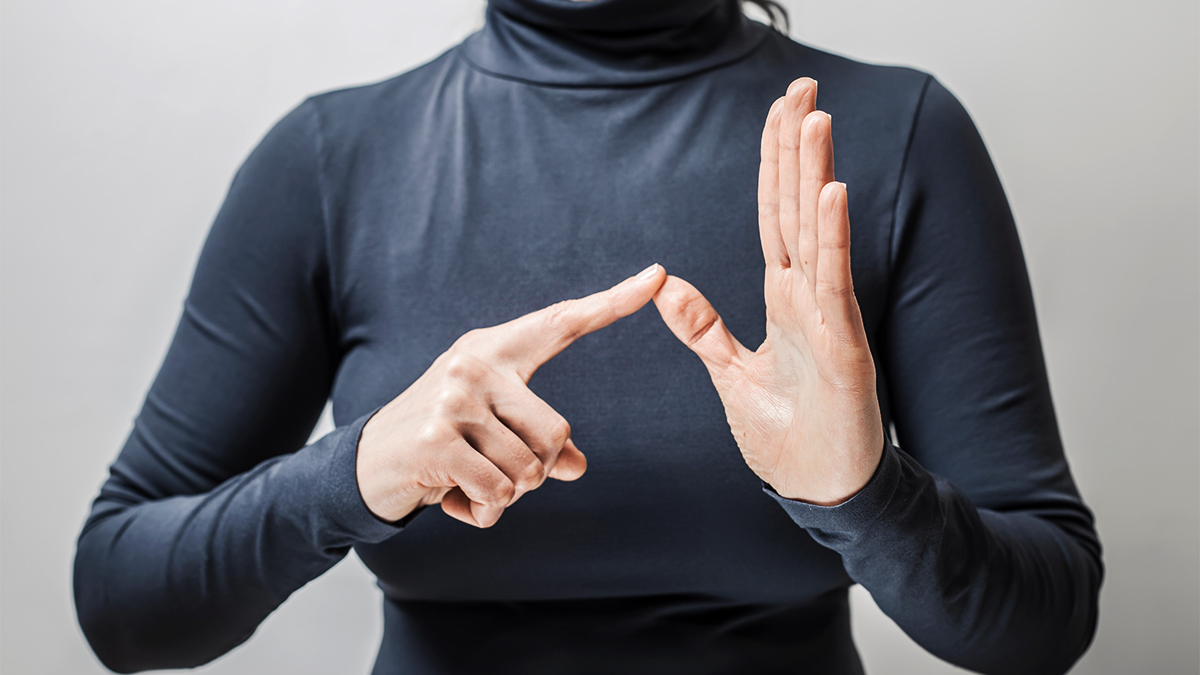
<box><xmin>1</xmin><ymin>1</ymin><xmax>1196</xmax><ymax>673</ymax></box>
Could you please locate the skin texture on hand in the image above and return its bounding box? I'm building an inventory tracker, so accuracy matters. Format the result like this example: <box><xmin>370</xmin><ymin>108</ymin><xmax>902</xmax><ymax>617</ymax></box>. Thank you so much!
<box><xmin>653</xmin><ymin>78</ymin><xmax>885</xmax><ymax>506</ymax></box>
<box><xmin>357</xmin><ymin>263</ymin><xmax>667</xmax><ymax>528</ymax></box>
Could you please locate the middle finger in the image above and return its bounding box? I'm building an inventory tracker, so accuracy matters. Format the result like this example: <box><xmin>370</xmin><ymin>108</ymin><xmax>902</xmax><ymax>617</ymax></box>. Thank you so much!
<box><xmin>778</xmin><ymin>77</ymin><xmax>818</xmax><ymax>274</ymax></box>
<box><xmin>487</xmin><ymin>373</ymin><xmax>574</xmax><ymax>478</ymax></box>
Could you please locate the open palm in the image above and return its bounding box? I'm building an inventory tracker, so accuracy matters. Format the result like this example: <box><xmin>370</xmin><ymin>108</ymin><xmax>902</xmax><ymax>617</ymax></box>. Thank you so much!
<box><xmin>654</xmin><ymin>78</ymin><xmax>885</xmax><ymax>506</ymax></box>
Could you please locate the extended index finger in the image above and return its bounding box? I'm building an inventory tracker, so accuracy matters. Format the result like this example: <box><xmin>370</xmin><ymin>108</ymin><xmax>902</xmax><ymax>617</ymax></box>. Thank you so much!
<box><xmin>477</xmin><ymin>263</ymin><xmax>667</xmax><ymax>381</ymax></box>
<box><xmin>758</xmin><ymin>96</ymin><xmax>787</xmax><ymax>269</ymax></box>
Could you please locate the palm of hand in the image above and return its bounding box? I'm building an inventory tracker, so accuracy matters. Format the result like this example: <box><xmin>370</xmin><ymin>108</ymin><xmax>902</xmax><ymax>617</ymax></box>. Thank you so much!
<box><xmin>721</xmin><ymin>273</ymin><xmax>882</xmax><ymax>505</ymax></box>
<box><xmin>656</xmin><ymin>78</ymin><xmax>884</xmax><ymax>506</ymax></box>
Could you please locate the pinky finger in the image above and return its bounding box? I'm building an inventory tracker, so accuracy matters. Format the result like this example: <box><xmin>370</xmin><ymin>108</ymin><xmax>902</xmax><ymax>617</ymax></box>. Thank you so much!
<box><xmin>441</xmin><ymin>485</ymin><xmax>509</xmax><ymax>529</ymax></box>
<box><xmin>440</xmin><ymin>446</ymin><xmax>516</xmax><ymax>528</ymax></box>
<box><xmin>440</xmin><ymin>487</ymin><xmax>479</xmax><ymax>527</ymax></box>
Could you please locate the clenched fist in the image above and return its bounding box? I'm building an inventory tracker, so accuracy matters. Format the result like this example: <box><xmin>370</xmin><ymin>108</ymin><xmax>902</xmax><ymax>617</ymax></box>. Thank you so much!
<box><xmin>653</xmin><ymin>78</ymin><xmax>885</xmax><ymax>506</ymax></box>
<box><xmin>357</xmin><ymin>263</ymin><xmax>667</xmax><ymax>528</ymax></box>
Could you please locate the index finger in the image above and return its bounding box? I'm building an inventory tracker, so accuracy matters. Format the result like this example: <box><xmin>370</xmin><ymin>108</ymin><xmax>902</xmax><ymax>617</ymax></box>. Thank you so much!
<box><xmin>481</xmin><ymin>263</ymin><xmax>667</xmax><ymax>381</ymax></box>
<box><xmin>758</xmin><ymin>96</ymin><xmax>787</xmax><ymax>269</ymax></box>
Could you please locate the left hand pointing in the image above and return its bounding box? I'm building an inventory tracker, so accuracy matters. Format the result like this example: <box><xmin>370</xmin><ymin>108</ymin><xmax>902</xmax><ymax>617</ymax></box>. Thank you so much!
<box><xmin>653</xmin><ymin>78</ymin><xmax>885</xmax><ymax>506</ymax></box>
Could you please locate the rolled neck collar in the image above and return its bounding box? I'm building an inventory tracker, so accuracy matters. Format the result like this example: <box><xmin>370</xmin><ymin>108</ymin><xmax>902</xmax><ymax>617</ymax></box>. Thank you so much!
<box><xmin>459</xmin><ymin>0</ymin><xmax>770</xmax><ymax>88</ymax></box>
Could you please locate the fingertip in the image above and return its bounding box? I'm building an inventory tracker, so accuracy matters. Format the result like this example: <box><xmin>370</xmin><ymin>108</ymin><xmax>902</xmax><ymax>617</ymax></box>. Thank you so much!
<box><xmin>440</xmin><ymin>489</ymin><xmax>480</xmax><ymax>527</ymax></box>
<box><xmin>803</xmin><ymin>109</ymin><xmax>830</xmax><ymax>133</ymax></box>
<box><xmin>764</xmin><ymin>97</ymin><xmax>786</xmax><ymax>133</ymax></box>
<box><xmin>549</xmin><ymin>444</ymin><xmax>587</xmax><ymax>481</ymax></box>
<box><xmin>818</xmin><ymin>182</ymin><xmax>850</xmax><ymax>234</ymax></box>
<box><xmin>473</xmin><ymin>501</ymin><xmax>505</xmax><ymax>528</ymax></box>
<box><xmin>600</xmin><ymin>263</ymin><xmax>666</xmax><ymax>317</ymax></box>
<box><xmin>548</xmin><ymin>469</ymin><xmax>581</xmax><ymax>482</ymax></box>
<box><xmin>786</xmin><ymin>77</ymin><xmax>817</xmax><ymax>100</ymax></box>
<box><xmin>630</xmin><ymin>262</ymin><xmax>666</xmax><ymax>292</ymax></box>
<box><xmin>635</xmin><ymin>262</ymin><xmax>660</xmax><ymax>281</ymax></box>
<box><xmin>768</xmin><ymin>96</ymin><xmax>786</xmax><ymax>117</ymax></box>
<box><xmin>820</xmin><ymin>180</ymin><xmax>847</xmax><ymax>204</ymax></box>
<box><xmin>651</xmin><ymin>263</ymin><xmax>667</xmax><ymax>287</ymax></box>
<box><xmin>652</xmin><ymin>272</ymin><xmax>672</xmax><ymax>296</ymax></box>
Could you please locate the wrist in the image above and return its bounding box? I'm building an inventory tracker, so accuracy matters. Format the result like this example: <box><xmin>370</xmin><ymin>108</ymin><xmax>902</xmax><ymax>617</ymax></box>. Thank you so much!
<box><xmin>761</xmin><ymin>436</ymin><xmax>903</xmax><ymax>534</ymax></box>
<box><xmin>773</xmin><ymin>429</ymin><xmax>886</xmax><ymax>506</ymax></box>
<box><xmin>315</xmin><ymin>406</ymin><xmax>411</xmax><ymax>545</ymax></box>
<box><xmin>356</xmin><ymin>411</ymin><xmax>424</xmax><ymax>523</ymax></box>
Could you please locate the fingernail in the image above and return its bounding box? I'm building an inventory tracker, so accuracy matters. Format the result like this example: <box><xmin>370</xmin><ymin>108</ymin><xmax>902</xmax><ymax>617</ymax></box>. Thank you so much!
<box><xmin>637</xmin><ymin>263</ymin><xmax>660</xmax><ymax>280</ymax></box>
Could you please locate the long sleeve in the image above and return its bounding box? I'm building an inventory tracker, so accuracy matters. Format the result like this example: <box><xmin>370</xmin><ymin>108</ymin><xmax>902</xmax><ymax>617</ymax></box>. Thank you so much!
<box><xmin>73</xmin><ymin>99</ymin><xmax>407</xmax><ymax>673</ymax></box>
<box><xmin>763</xmin><ymin>77</ymin><xmax>1103</xmax><ymax>674</ymax></box>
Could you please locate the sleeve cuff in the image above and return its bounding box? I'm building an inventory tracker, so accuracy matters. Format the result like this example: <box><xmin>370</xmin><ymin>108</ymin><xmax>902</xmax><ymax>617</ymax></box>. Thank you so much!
<box><xmin>762</xmin><ymin>437</ymin><xmax>905</xmax><ymax>539</ymax></box>
<box><xmin>318</xmin><ymin>406</ymin><xmax>422</xmax><ymax>545</ymax></box>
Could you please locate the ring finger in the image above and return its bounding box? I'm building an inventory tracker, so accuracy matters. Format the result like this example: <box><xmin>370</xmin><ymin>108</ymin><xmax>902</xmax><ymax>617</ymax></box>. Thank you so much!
<box><xmin>462</xmin><ymin>413</ymin><xmax>545</xmax><ymax>506</ymax></box>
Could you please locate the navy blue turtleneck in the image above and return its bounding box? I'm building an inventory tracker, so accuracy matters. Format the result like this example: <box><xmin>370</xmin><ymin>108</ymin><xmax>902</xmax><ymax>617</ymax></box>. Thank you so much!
<box><xmin>73</xmin><ymin>1</ymin><xmax>1103</xmax><ymax>673</ymax></box>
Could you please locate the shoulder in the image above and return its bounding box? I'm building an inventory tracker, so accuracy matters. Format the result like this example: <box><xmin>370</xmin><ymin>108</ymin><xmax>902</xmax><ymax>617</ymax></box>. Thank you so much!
<box><xmin>212</xmin><ymin>52</ymin><xmax>469</xmax><ymax>263</ymax></box>
<box><xmin>298</xmin><ymin>47</ymin><xmax>464</xmax><ymax>144</ymax></box>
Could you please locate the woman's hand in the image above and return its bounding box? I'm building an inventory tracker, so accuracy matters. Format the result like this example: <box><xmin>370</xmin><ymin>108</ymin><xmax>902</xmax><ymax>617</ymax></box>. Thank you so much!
<box><xmin>357</xmin><ymin>264</ymin><xmax>667</xmax><ymax>528</ymax></box>
<box><xmin>653</xmin><ymin>78</ymin><xmax>884</xmax><ymax>506</ymax></box>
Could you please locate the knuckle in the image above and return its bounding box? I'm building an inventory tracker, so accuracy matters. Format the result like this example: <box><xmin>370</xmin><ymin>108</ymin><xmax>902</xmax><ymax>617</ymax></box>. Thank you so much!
<box><xmin>489</xmin><ymin>478</ymin><xmax>516</xmax><ymax>506</ymax></box>
<box><xmin>432</xmin><ymin>385</ymin><xmax>474</xmax><ymax>418</ymax></box>
<box><xmin>817</xmin><ymin>281</ymin><xmax>853</xmax><ymax>299</ymax></box>
<box><xmin>520</xmin><ymin>457</ymin><xmax>546</xmax><ymax>487</ymax></box>
<box><xmin>452</xmin><ymin>328</ymin><xmax>485</xmax><ymax>352</ymax></box>
<box><xmin>544</xmin><ymin>301</ymin><xmax>582</xmax><ymax>342</ymax></box>
<box><xmin>443</xmin><ymin>352</ymin><xmax>483</xmax><ymax>382</ymax></box>
<box><xmin>415</xmin><ymin>421</ymin><xmax>454</xmax><ymax>447</ymax></box>
<box><xmin>673</xmin><ymin>297</ymin><xmax>720</xmax><ymax>348</ymax></box>
<box><xmin>549</xmin><ymin>418</ymin><xmax>572</xmax><ymax>447</ymax></box>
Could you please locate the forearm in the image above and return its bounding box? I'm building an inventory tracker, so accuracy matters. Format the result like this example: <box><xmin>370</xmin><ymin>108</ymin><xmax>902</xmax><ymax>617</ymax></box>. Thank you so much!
<box><xmin>766</xmin><ymin>441</ymin><xmax>1102</xmax><ymax>675</ymax></box>
<box><xmin>73</xmin><ymin>411</ymin><xmax>404</xmax><ymax>673</ymax></box>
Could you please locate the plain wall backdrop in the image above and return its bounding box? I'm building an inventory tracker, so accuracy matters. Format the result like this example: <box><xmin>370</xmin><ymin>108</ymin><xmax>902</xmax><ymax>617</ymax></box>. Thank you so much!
<box><xmin>1</xmin><ymin>1</ymin><xmax>1196</xmax><ymax>673</ymax></box>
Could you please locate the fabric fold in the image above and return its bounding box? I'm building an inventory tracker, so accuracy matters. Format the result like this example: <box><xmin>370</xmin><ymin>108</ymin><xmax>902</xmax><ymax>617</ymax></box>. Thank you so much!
<box><xmin>460</xmin><ymin>0</ymin><xmax>771</xmax><ymax>87</ymax></box>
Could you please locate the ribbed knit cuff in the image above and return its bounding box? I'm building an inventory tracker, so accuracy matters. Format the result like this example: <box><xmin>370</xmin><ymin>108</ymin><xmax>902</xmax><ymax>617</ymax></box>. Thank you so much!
<box><xmin>318</xmin><ymin>406</ymin><xmax>420</xmax><ymax>545</ymax></box>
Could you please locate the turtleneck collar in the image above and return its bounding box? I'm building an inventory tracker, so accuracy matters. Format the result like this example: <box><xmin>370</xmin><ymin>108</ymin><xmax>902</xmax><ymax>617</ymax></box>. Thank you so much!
<box><xmin>459</xmin><ymin>0</ymin><xmax>770</xmax><ymax>87</ymax></box>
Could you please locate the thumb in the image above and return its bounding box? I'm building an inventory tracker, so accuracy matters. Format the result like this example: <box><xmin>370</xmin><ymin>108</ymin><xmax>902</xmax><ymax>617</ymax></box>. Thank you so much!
<box><xmin>653</xmin><ymin>275</ymin><xmax>751</xmax><ymax>383</ymax></box>
<box><xmin>547</xmin><ymin>438</ymin><xmax>587</xmax><ymax>482</ymax></box>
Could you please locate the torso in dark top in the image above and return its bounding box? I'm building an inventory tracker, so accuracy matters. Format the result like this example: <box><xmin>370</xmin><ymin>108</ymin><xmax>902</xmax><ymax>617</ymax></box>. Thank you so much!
<box><xmin>306</xmin><ymin>0</ymin><xmax>924</xmax><ymax>670</ymax></box>
<box><xmin>75</xmin><ymin>0</ymin><xmax>1102</xmax><ymax>672</ymax></box>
